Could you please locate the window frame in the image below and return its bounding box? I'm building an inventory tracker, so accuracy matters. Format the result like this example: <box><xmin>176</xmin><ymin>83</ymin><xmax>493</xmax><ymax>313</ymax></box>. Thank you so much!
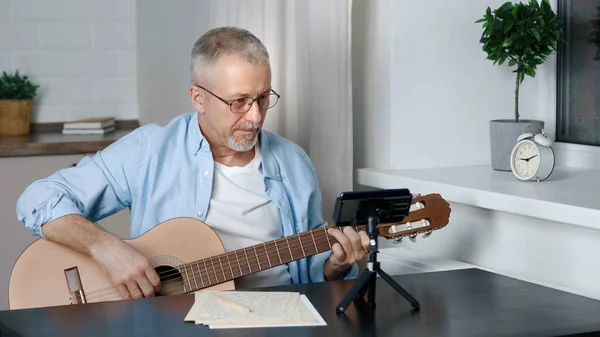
<box><xmin>555</xmin><ymin>0</ymin><xmax>600</xmax><ymax>148</ymax></box>
<box><xmin>551</xmin><ymin>0</ymin><xmax>600</xmax><ymax>169</ymax></box>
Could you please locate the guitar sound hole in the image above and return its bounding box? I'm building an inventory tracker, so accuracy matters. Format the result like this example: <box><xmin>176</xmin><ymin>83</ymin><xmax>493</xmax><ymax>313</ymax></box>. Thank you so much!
<box><xmin>154</xmin><ymin>265</ymin><xmax>183</xmax><ymax>297</ymax></box>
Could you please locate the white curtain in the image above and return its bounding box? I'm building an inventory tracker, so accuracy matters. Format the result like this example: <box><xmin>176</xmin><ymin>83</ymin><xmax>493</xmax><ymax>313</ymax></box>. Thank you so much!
<box><xmin>207</xmin><ymin>0</ymin><xmax>354</xmax><ymax>221</ymax></box>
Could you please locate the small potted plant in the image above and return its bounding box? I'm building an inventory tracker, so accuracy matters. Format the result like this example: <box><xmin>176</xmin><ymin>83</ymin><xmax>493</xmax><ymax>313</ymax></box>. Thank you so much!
<box><xmin>476</xmin><ymin>0</ymin><xmax>564</xmax><ymax>171</ymax></box>
<box><xmin>0</xmin><ymin>71</ymin><xmax>39</xmax><ymax>136</ymax></box>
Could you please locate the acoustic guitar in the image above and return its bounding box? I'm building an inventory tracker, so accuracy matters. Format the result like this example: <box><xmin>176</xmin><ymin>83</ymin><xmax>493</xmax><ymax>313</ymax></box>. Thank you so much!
<box><xmin>8</xmin><ymin>193</ymin><xmax>450</xmax><ymax>310</ymax></box>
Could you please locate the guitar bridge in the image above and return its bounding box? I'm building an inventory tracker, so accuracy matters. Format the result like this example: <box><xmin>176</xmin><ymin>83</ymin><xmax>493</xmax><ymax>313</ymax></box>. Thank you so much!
<box><xmin>64</xmin><ymin>267</ymin><xmax>87</xmax><ymax>304</ymax></box>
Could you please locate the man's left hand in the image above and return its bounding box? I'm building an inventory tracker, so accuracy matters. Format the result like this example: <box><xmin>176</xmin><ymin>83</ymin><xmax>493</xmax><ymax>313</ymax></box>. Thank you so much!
<box><xmin>323</xmin><ymin>227</ymin><xmax>370</xmax><ymax>281</ymax></box>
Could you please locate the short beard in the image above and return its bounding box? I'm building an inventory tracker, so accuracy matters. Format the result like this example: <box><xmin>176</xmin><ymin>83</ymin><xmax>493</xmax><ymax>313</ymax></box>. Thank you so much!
<box><xmin>228</xmin><ymin>123</ymin><xmax>260</xmax><ymax>152</ymax></box>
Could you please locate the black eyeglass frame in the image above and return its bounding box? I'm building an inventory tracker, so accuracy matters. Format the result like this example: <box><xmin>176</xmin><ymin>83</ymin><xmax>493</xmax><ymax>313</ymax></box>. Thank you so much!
<box><xmin>194</xmin><ymin>84</ymin><xmax>280</xmax><ymax>114</ymax></box>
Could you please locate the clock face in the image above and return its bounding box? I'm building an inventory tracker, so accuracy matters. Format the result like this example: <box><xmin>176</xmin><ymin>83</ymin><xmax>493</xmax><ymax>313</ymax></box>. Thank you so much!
<box><xmin>513</xmin><ymin>141</ymin><xmax>540</xmax><ymax>178</ymax></box>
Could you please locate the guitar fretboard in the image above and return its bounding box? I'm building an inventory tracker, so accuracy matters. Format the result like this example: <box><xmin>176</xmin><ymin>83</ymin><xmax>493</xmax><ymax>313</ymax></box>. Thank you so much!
<box><xmin>176</xmin><ymin>224</ymin><xmax>362</xmax><ymax>292</ymax></box>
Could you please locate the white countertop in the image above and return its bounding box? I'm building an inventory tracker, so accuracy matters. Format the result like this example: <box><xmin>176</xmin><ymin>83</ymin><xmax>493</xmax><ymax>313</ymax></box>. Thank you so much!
<box><xmin>357</xmin><ymin>165</ymin><xmax>600</xmax><ymax>230</ymax></box>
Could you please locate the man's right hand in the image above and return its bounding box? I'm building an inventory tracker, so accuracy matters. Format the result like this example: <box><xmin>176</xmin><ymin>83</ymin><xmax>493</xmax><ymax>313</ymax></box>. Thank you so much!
<box><xmin>41</xmin><ymin>214</ymin><xmax>162</xmax><ymax>300</ymax></box>
<box><xmin>89</xmin><ymin>233</ymin><xmax>161</xmax><ymax>300</ymax></box>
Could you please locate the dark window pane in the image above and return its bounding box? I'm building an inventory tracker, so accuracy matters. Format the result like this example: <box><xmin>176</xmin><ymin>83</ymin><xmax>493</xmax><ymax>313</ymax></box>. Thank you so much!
<box><xmin>557</xmin><ymin>0</ymin><xmax>600</xmax><ymax>146</ymax></box>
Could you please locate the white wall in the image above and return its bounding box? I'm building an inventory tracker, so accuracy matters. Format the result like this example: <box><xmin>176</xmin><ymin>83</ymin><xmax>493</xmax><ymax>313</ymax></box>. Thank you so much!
<box><xmin>352</xmin><ymin>0</ymin><xmax>392</xmax><ymax>172</ymax></box>
<box><xmin>390</xmin><ymin>202</ymin><xmax>600</xmax><ymax>299</ymax></box>
<box><xmin>353</xmin><ymin>0</ymin><xmax>600</xmax><ymax>299</ymax></box>
<box><xmin>136</xmin><ymin>0</ymin><xmax>212</xmax><ymax>126</ymax></box>
<box><xmin>353</xmin><ymin>0</ymin><xmax>550</xmax><ymax>171</ymax></box>
<box><xmin>0</xmin><ymin>0</ymin><xmax>137</xmax><ymax>122</ymax></box>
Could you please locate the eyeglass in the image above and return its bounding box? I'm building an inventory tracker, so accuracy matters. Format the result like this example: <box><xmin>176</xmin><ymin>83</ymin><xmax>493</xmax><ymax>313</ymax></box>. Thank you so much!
<box><xmin>195</xmin><ymin>85</ymin><xmax>280</xmax><ymax>114</ymax></box>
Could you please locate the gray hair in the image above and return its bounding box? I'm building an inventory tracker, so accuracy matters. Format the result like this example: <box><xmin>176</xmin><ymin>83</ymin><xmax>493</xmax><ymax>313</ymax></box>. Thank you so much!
<box><xmin>190</xmin><ymin>26</ymin><xmax>270</xmax><ymax>83</ymax></box>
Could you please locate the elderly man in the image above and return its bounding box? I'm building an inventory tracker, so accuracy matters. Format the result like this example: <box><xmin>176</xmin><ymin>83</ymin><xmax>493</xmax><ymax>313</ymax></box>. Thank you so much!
<box><xmin>16</xmin><ymin>26</ymin><xmax>368</xmax><ymax>300</ymax></box>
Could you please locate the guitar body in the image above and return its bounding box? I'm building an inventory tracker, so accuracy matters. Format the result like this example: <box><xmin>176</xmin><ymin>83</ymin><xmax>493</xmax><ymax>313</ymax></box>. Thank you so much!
<box><xmin>9</xmin><ymin>217</ymin><xmax>234</xmax><ymax>310</ymax></box>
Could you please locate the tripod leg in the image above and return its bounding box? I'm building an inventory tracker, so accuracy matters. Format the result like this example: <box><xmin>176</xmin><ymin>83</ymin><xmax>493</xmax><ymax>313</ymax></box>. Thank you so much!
<box><xmin>377</xmin><ymin>268</ymin><xmax>420</xmax><ymax>310</ymax></box>
<box><xmin>366</xmin><ymin>270</ymin><xmax>376</xmax><ymax>308</ymax></box>
<box><xmin>336</xmin><ymin>268</ymin><xmax>374</xmax><ymax>313</ymax></box>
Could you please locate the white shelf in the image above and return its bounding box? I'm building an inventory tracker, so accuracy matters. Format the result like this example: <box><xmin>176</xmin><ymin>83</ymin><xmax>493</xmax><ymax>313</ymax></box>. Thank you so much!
<box><xmin>357</xmin><ymin>165</ymin><xmax>600</xmax><ymax>230</ymax></box>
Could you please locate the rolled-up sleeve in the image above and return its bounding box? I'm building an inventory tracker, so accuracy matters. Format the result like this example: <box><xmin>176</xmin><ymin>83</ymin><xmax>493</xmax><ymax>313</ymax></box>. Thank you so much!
<box><xmin>304</xmin><ymin>163</ymin><xmax>358</xmax><ymax>283</ymax></box>
<box><xmin>16</xmin><ymin>129</ymin><xmax>142</xmax><ymax>238</ymax></box>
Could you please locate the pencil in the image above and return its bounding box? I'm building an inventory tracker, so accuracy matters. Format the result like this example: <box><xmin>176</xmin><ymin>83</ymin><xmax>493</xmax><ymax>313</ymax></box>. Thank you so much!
<box><xmin>211</xmin><ymin>293</ymin><xmax>252</xmax><ymax>312</ymax></box>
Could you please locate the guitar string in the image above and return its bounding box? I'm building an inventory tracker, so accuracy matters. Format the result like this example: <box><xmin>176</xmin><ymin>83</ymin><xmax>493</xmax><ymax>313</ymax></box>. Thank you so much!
<box><xmin>83</xmin><ymin>235</ymin><xmax>337</xmax><ymax>301</ymax></box>
<box><xmin>84</xmin><ymin>221</ymin><xmax>421</xmax><ymax>302</ymax></box>
<box><xmin>85</xmin><ymin>222</ymin><xmax>424</xmax><ymax>302</ymax></box>
<box><xmin>84</xmin><ymin>221</ymin><xmax>411</xmax><ymax>301</ymax></box>
<box><xmin>82</xmin><ymin>230</ymin><xmax>338</xmax><ymax>298</ymax></box>
<box><xmin>85</xmin><ymin>218</ymin><xmax>425</xmax><ymax>302</ymax></box>
<box><xmin>82</xmin><ymin>234</ymin><xmax>336</xmax><ymax>299</ymax></box>
<box><xmin>80</xmin><ymin>223</ymin><xmax>360</xmax><ymax>299</ymax></box>
<box><xmin>83</xmin><ymin>236</ymin><xmax>335</xmax><ymax>302</ymax></box>
<box><xmin>80</xmin><ymin>204</ymin><xmax>426</xmax><ymax>301</ymax></box>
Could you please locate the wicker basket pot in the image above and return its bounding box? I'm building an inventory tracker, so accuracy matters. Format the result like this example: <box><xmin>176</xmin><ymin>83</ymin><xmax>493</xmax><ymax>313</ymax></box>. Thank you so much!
<box><xmin>0</xmin><ymin>100</ymin><xmax>33</xmax><ymax>136</ymax></box>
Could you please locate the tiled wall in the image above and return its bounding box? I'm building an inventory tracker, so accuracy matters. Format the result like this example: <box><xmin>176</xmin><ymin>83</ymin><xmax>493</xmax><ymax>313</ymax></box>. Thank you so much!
<box><xmin>0</xmin><ymin>0</ymin><xmax>137</xmax><ymax>122</ymax></box>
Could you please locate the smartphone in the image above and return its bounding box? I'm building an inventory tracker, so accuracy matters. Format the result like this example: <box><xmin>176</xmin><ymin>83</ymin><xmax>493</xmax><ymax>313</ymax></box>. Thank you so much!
<box><xmin>331</xmin><ymin>188</ymin><xmax>412</xmax><ymax>226</ymax></box>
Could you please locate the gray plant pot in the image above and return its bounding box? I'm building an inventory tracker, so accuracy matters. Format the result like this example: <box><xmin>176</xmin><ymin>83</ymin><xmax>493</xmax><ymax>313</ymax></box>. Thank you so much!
<box><xmin>490</xmin><ymin>119</ymin><xmax>544</xmax><ymax>171</ymax></box>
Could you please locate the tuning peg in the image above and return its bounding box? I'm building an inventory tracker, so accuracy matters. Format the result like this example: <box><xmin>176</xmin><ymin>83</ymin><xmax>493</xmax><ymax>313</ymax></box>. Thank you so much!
<box><xmin>393</xmin><ymin>236</ymin><xmax>403</xmax><ymax>244</ymax></box>
<box><xmin>409</xmin><ymin>233</ymin><xmax>417</xmax><ymax>242</ymax></box>
<box><xmin>411</xmin><ymin>201</ymin><xmax>424</xmax><ymax>210</ymax></box>
<box><xmin>423</xmin><ymin>229</ymin><xmax>433</xmax><ymax>238</ymax></box>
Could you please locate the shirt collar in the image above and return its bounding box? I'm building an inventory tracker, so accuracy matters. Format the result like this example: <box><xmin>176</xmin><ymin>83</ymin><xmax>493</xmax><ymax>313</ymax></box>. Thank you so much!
<box><xmin>258</xmin><ymin>129</ymin><xmax>281</xmax><ymax>181</ymax></box>
<box><xmin>189</xmin><ymin>111</ymin><xmax>207</xmax><ymax>155</ymax></box>
<box><xmin>189</xmin><ymin>112</ymin><xmax>281</xmax><ymax>181</ymax></box>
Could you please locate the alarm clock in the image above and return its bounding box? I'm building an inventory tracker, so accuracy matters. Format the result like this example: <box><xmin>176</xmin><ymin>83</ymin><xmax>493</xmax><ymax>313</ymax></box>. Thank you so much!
<box><xmin>509</xmin><ymin>128</ymin><xmax>555</xmax><ymax>182</ymax></box>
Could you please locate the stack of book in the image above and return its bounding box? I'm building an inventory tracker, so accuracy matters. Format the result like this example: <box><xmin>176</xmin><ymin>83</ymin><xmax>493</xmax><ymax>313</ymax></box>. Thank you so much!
<box><xmin>62</xmin><ymin>117</ymin><xmax>116</xmax><ymax>135</ymax></box>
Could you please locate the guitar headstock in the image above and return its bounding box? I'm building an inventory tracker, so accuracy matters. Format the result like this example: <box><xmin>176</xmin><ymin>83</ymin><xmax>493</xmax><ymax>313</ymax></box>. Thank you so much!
<box><xmin>377</xmin><ymin>193</ymin><xmax>451</xmax><ymax>243</ymax></box>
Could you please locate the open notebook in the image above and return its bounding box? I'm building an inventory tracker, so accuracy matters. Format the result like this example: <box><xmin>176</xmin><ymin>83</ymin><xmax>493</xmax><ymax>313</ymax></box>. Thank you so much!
<box><xmin>184</xmin><ymin>291</ymin><xmax>327</xmax><ymax>329</ymax></box>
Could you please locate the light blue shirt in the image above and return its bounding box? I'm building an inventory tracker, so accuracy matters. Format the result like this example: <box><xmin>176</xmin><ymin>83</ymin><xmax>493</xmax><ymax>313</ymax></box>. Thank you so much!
<box><xmin>16</xmin><ymin>112</ymin><xmax>358</xmax><ymax>285</ymax></box>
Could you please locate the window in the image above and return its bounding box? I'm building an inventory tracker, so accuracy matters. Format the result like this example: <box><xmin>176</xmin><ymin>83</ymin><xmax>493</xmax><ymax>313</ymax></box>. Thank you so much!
<box><xmin>557</xmin><ymin>0</ymin><xmax>600</xmax><ymax>147</ymax></box>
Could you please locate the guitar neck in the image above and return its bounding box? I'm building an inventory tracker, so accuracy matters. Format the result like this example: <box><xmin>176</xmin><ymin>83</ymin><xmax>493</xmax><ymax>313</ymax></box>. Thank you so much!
<box><xmin>177</xmin><ymin>224</ymin><xmax>364</xmax><ymax>292</ymax></box>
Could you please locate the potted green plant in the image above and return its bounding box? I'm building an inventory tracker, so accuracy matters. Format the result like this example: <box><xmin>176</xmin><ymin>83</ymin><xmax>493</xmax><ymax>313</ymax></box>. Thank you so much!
<box><xmin>0</xmin><ymin>71</ymin><xmax>39</xmax><ymax>136</ymax></box>
<box><xmin>476</xmin><ymin>0</ymin><xmax>564</xmax><ymax>171</ymax></box>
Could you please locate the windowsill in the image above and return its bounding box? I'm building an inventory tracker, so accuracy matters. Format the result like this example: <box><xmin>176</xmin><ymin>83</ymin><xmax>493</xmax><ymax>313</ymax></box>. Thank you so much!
<box><xmin>356</xmin><ymin>165</ymin><xmax>600</xmax><ymax>230</ymax></box>
<box><xmin>554</xmin><ymin>141</ymin><xmax>600</xmax><ymax>154</ymax></box>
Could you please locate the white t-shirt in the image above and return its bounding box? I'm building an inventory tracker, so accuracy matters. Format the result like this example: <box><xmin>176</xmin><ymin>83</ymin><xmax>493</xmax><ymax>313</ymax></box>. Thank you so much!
<box><xmin>204</xmin><ymin>144</ymin><xmax>292</xmax><ymax>289</ymax></box>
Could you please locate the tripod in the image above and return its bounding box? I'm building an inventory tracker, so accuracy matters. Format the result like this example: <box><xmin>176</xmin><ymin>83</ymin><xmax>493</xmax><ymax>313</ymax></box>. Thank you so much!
<box><xmin>336</xmin><ymin>215</ymin><xmax>420</xmax><ymax>313</ymax></box>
